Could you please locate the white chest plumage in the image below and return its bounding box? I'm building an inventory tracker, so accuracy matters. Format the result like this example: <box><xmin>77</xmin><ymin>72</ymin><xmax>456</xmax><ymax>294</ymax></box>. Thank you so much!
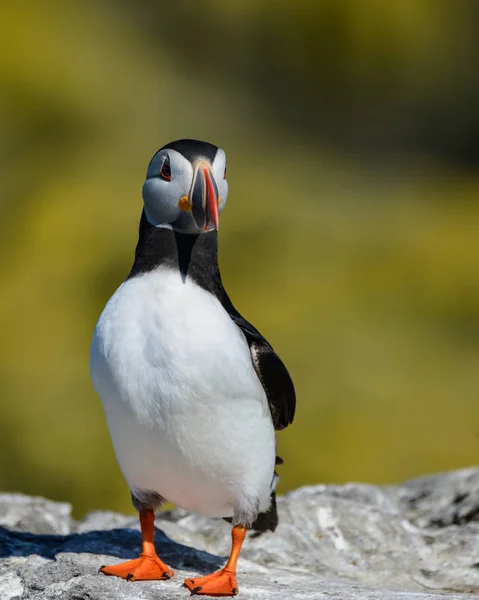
<box><xmin>90</xmin><ymin>267</ymin><xmax>276</xmax><ymax>521</ymax></box>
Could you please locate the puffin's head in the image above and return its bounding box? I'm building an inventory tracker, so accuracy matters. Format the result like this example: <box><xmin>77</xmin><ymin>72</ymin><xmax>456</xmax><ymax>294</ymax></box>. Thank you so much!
<box><xmin>142</xmin><ymin>139</ymin><xmax>228</xmax><ymax>234</ymax></box>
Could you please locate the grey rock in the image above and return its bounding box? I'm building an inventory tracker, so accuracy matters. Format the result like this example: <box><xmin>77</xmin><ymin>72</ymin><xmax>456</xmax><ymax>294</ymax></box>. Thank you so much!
<box><xmin>0</xmin><ymin>494</ymin><xmax>71</xmax><ymax>535</ymax></box>
<box><xmin>0</xmin><ymin>468</ymin><xmax>478</xmax><ymax>599</ymax></box>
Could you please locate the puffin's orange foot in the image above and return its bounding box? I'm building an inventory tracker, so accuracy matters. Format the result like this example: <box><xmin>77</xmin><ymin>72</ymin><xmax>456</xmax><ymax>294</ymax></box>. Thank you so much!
<box><xmin>184</xmin><ymin>568</ymin><xmax>239</xmax><ymax>596</ymax></box>
<box><xmin>100</xmin><ymin>554</ymin><xmax>174</xmax><ymax>581</ymax></box>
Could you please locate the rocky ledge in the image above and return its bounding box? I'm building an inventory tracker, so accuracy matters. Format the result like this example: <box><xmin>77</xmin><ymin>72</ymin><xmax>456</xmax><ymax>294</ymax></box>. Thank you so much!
<box><xmin>0</xmin><ymin>468</ymin><xmax>478</xmax><ymax>599</ymax></box>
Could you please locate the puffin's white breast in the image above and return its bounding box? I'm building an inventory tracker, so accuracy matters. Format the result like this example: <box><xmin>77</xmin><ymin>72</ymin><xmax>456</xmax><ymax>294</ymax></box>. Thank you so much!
<box><xmin>90</xmin><ymin>267</ymin><xmax>275</xmax><ymax>518</ymax></box>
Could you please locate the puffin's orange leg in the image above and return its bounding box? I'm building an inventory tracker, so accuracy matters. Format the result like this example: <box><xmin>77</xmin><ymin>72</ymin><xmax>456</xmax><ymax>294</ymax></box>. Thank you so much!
<box><xmin>100</xmin><ymin>509</ymin><xmax>174</xmax><ymax>581</ymax></box>
<box><xmin>184</xmin><ymin>525</ymin><xmax>246</xmax><ymax>596</ymax></box>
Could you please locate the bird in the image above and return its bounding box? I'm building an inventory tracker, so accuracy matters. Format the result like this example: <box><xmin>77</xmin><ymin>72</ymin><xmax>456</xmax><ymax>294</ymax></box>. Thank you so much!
<box><xmin>90</xmin><ymin>139</ymin><xmax>296</xmax><ymax>596</ymax></box>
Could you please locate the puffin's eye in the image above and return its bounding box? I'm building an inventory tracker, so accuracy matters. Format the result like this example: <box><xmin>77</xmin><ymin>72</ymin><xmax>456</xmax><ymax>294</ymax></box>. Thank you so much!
<box><xmin>160</xmin><ymin>156</ymin><xmax>172</xmax><ymax>181</ymax></box>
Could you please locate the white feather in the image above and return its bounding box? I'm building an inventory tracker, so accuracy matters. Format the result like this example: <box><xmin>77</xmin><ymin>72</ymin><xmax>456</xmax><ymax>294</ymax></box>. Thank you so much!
<box><xmin>90</xmin><ymin>267</ymin><xmax>276</xmax><ymax>522</ymax></box>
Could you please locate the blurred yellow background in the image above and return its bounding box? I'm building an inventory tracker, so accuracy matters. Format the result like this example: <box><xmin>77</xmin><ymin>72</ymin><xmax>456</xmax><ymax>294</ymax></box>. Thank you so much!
<box><xmin>1</xmin><ymin>1</ymin><xmax>478</xmax><ymax>517</ymax></box>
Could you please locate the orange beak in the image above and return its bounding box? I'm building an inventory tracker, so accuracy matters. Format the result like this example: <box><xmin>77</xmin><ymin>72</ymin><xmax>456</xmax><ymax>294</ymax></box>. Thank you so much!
<box><xmin>191</xmin><ymin>162</ymin><xmax>220</xmax><ymax>231</ymax></box>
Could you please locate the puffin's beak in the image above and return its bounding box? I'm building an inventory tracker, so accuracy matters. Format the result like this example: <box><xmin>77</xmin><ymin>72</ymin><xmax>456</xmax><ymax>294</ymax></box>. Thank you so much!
<box><xmin>191</xmin><ymin>162</ymin><xmax>220</xmax><ymax>231</ymax></box>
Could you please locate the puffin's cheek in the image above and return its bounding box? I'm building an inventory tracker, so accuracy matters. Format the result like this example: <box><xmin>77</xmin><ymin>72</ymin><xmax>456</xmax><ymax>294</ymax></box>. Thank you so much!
<box><xmin>218</xmin><ymin>181</ymin><xmax>228</xmax><ymax>213</ymax></box>
<box><xmin>142</xmin><ymin>179</ymin><xmax>181</xmax><ymax>225</ymax></box>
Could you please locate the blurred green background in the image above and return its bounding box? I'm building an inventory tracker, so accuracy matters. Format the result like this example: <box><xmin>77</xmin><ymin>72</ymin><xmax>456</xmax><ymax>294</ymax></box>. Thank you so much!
<box><xmin>1</xmin><ymin>1</ymin><xmax>478</xmax><ymax>518</ymax></box>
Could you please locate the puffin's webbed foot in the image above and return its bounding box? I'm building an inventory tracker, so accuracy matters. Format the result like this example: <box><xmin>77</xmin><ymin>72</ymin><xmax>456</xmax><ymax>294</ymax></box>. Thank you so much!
<box><xmin>100</xmin><ymin>554</ymin><xmax>174</xmax><ymax>581</ymax></box>
<box><xmin>184</xmin><ymin>568</ymin><xmax>239</xmax><ymax>596</ymax></box>
<box><xmin>184</xmin><ymin>524</ymin><xmax>246</xmax><ymax>597</ymax></box>
<box><xmin>99</xmin><ymin>508</ymin><xmax>174</xmax><ymax>581</ymax></box>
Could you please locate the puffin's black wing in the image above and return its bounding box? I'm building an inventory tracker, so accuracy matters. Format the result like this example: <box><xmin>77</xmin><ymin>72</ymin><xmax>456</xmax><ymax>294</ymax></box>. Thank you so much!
<box><xmin>220</xmin><ymin>293</ymin><xmax>296</xmax><ymax>430</ymax></box>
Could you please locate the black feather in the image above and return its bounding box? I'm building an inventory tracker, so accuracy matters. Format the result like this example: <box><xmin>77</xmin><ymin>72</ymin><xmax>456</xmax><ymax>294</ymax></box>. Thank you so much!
<box><xmin>157</xmin><ymin>138</ymin><xmax>218</xmax><ymax>164</ymax></box>
<box><xmin>220</xmin><ymin>293</ymin><xmax>296</xmax><ymax>430</ymax></box>
<box><xmin>250</xmin><ymin>491</ymin><xmax>279</xmax><ymax>536</ymax></box>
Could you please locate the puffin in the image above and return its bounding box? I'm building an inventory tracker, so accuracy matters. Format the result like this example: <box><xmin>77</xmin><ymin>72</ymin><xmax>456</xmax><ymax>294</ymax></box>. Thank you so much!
<box><xmin>90</xmin><ymin>139</ymin><xmax>296</xmax><ymax>597</ymax></box>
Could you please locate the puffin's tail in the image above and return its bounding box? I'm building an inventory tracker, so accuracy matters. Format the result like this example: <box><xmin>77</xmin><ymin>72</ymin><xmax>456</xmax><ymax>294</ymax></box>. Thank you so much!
<box><xmin>250</xmin><ymin>490</ymin><xmax>279</xmax><ymax>536</ymax></box>
<box><xmin>250</xmin><ymin>454</ymin><xmax>283</xmax><ymax>536</ymax></box>
<box><xmin>223</xmin><ymin>455</ymin><xmax>283</xmax><ymax>535</ymax></box>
